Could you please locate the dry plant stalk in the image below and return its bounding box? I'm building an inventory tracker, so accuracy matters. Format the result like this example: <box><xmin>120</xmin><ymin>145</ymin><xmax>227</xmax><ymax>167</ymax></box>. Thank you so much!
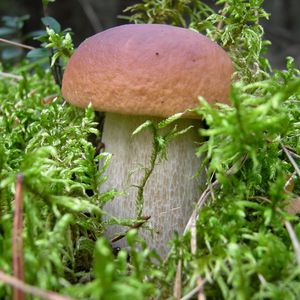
<box><xmin>173</xmin><ymin>258</ymin><xmax>182</xmax><ymax>299</ymax></box>
<box><xmin>184</xmin><ymin>155</ymin><xmax>247</xmax><ymax>234</ymax></box>
<box><xmin>179</xmin><ymin>156</ymin><xmax>248</xmax><ymax>299</ymax></box>
<box><xmin>184</xmin><ymin>180</ymin><xmax>220</xmax><ymax>235</ymax></box>
<box><xmin>0</xmin><ymin>271</ymin><xmax>74</xmax><ymax>300</ymax></box>
<box><xmin>285</xmin><ymin>221</ymin><xmax>300</xmax><ymax>269</ymax></box>
<box><xmin>0</xmin><ymin>71</ymin><xmax>22</xmax><ymax>81</ymax></box>
<box><xmin>180</xmin><ymin>280</ymin><xmax>207</xmax><ymax>300</ymax></box>
<box><xmin>281</xmin><ymin>143</ymin><xmax>300</xmax><ymax>178</ymax></box>
<box><xmin>281</xmin><ymin>144</ymin><xmax>300</xmax><ymax>214</ymax></box>
<box><xmin>216</xmin><ymin>3</ymin><xmax>229</xmax><ymax>31</ymax></box>
<box><xmin>284</xmin><ymin>172</ymin><xmax>295</xmax><ymax>193</ymax></box>
<box><xmin>190</xmin><ymin>215</ymin><xmax>206</xmax><ymax>300</ymax></box>
<box><xmin>0</xmin><ymin>37</ymin><xmax>35</xmax><ymax>50</ymax></box>
<box><xmin>12</xmin><ymin>173</ymin><xmax>25</xmax><ymax>300</ymax></box>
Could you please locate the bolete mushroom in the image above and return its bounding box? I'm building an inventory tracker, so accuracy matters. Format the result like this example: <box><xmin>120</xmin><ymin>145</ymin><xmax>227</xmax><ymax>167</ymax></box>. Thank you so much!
<box><xmin>62</xmin><ymin>24</ymin><xmax>233</xmax><ymax>257</ymax></box>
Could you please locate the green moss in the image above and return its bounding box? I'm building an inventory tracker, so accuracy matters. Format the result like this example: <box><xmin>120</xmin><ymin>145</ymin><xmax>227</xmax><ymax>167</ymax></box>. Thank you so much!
<box><xmin>0</xmin><ymin>1</ymin><xmax>299</xmax><ymax>299</ymax></box>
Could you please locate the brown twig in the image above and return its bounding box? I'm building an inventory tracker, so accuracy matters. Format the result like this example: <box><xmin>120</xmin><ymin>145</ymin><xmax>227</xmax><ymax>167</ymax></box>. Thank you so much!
<box><xmin>0</xmin><ymin>37</ymin><xmax>34</xmax><ymax>50</ymax></box>
<box><xmin>0</xmin><ymin>271</ymin><xmax>74</xmax><ymax>300</ymax></box>
<box><xmin>12</xmin><ymin>173</ymin><xmax>24</xmax><ymax>300</ymax></box>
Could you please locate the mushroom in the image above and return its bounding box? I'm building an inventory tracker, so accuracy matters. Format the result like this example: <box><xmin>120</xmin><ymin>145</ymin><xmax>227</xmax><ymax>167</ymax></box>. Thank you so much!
<box><xmin>62</xmin><ymin>24</ymin><xmax>233</xmax><ymax>257</ymax></box>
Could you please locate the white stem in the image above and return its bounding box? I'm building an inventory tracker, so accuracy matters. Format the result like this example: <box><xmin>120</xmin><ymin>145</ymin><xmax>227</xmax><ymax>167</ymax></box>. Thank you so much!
<box><xmin>101</xmin><ymin>112</ymin><xmax>205</xmax><ymax>257</ymax></box>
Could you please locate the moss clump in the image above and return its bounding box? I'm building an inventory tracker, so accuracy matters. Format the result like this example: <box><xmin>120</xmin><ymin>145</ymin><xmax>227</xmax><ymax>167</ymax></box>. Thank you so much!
<box><xmin>0</xmin><ymin>1</ymin><xmax>300</xmax><ymax>299</ymax></box>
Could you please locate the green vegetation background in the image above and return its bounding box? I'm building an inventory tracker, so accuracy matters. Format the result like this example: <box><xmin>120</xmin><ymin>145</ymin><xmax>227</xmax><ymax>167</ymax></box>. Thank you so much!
<box><xmin>0</xmin><ymin>0</ymin><xmax>300</xmax><ymax>299</ymax></box>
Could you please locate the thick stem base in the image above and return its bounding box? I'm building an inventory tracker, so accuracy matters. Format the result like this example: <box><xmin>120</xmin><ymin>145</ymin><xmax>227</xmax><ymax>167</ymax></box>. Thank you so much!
<box><xmin>101</xmin><ymin>113</ymin><xmax>205</xmax><ymax>257</ymax></box>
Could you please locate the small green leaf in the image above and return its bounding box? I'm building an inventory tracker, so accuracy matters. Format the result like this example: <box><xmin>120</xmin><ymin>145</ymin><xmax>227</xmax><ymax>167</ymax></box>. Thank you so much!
<box><xmin>156</xmin><ymin>112</ymin><xmax>184</xmax><ymax>129</ymax></box>
<box><xmin>41</xmin><ymin>16</ymin><xmax>61</xmax><ymax>33</ymax></box>
<box><xmin>93</xmin><ymin>238</ymin><xmax>115</xmax><ymax>287</ymax></box>
<box><xmin>132</xmin><ymin>120</ymin><xmax>153</xmax><ymax>135</ymax></box>
<box><xmin>42</xmin><ymin>0</ymin><xmax>56</xmax><ymax>8</ymax></box>
<box><xmin>165</xmin><ymin>125</ymin><xmax>194</xmax><ymax>142</ymax></box>
<box><xmin>50</xmin><ymin>51</ymin><xmax>60</xmax><ymax>66</ymax></box>
<box><xmin>26</xmin><ymin>48</ymin><xmax>49</xmax><ymax>59</ymax></box>
<box><xmin>0</xmin><ymin>27</ymin><xmax>16</xmax><ymax>36</ymax></box>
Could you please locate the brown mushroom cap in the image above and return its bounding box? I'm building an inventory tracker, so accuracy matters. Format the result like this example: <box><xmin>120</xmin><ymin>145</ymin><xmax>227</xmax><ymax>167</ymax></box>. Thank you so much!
<box><xmin>62</xmin><ymin>24</ymin><xmax>233</xmax><ymax>118</ymax></box>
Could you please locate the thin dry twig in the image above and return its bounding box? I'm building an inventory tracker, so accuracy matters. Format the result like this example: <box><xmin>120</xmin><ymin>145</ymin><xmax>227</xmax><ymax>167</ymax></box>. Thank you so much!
<box><xmin>257</xmin><ymin>273</ymin><xmax>267</xmax><ymax>285</ymax></box>
<box><xmin>195</xmin><ymin>277</ymin><xmax>206</xmax><ymax>300</ymax></box>
<box><xmin>284</xmin><ymin>221</ymin><xmax>300</xmax><ymax>269</ymax></box>
<box><xmin>0</xmin><ymin>71</ymin><xmax>22</xmax><ymax>81</ymax></box>
<box><xmin>180</xmin><ymin>280</ymin><xmax>207</xmax><ymax>300</ymax></box>
<box><xmin>184</xmin><ymin>155</ymin><xmax>247</xmax><ymax>234</ymax></box>
<box><xmin>284</xmin><ymin>171</ymin><xmax>296</xmax><ymax>193</ymax></box>
<box><xmin>0</xmin><ymin>37</ymin><xmax>35</xmax><ymax>50</ymax></box>
<box><xmin>190</xmin><ymin>211</ymin><xmax>206</xmax><ymax>300</ymax></box>
<box><xmin>216</xmin><ymin>3</ymin><xmax>229</xmax><ymax>31</ymax></box>
<box><xmin>190</xmin><ymin>216</ymin><xmax>197</xmax><ymax>255</ymax></box>
<box><xmin>284</xmin><ymin>147</ymin><xmax>300</xmax><ymax>160</ymax></box>
<box><xmin>173</xmin><ymin>258</ymin><xmax>182</xmax><ymax>300</ymax></box>
<box><xmin>281</xmin><ymin>143</ymin><xmax>300</xmax><ymax>178</ymax></box>
<box><xmin>12</xmin><ymin>174</ymin><xmax>24</xmax><ymax>300</ymax></box>
<box><xmin>184</xmin><ymin>179</ymin><xmax>219</xmax><ymax>235</ymax></box>
<box><xmin>208</xmin><ymin>170</ymin><xmax>216</xmax><ymax>202</ymax></box>
<box><xmin>0</xmin><ymin>271</ymin><xmax>74</xmax><ymax>300</ymax></box>
<box><xmin>267</xmin><ymin>139</ymin><xmax>300</xmax><ymax>160</ymax></box>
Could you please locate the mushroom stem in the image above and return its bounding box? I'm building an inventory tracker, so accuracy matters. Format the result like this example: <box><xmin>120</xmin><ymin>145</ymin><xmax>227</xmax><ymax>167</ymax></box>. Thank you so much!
<box><xmin>102</xmin><ymin>113</ymin><xmax>205</xmax><ymax>257</ymax></box>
